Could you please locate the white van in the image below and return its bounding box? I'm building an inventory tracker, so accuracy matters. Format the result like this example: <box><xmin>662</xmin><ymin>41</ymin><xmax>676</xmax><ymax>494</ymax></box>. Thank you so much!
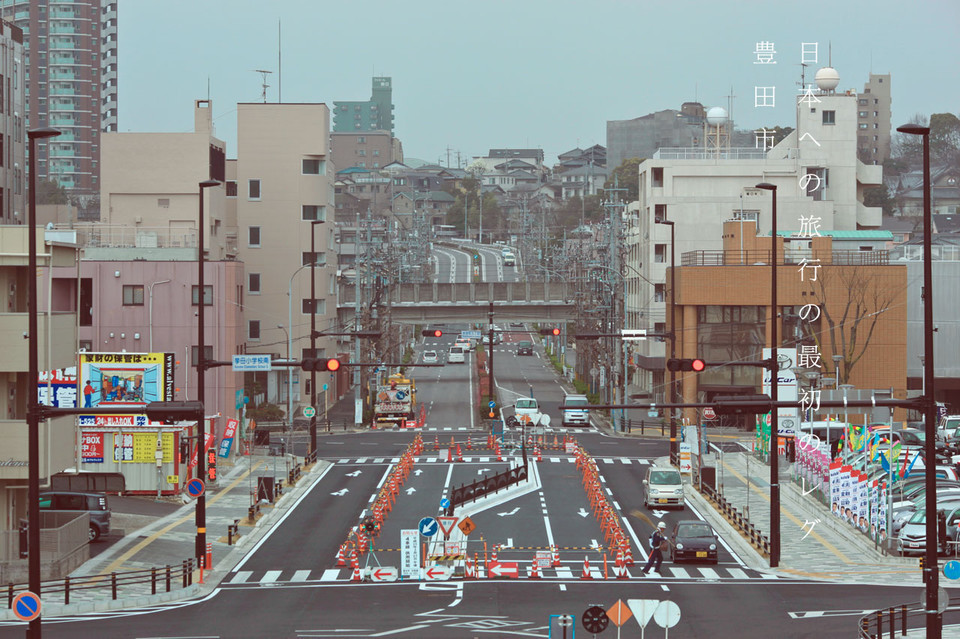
<box><xmin>515</xmin><ymin>397</ymin><xmax>540</xmax><ymax>424</ymax></box>
<box><xmin>562</xmin><ymin>394</ymin><xmax>590</xmax><ymax>426</ymax></box>
<box><xmin>448</xmin><ymin>346</ymin><xmax>465</xmax><ymax>363</ymax></box>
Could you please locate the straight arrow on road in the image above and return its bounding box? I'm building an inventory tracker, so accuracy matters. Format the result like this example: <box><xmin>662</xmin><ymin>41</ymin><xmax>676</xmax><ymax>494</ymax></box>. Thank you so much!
<box><xmin>578</xmin><ymin>508</ymin><xmax>590</xmax><ymax>517</ymax></box>
<box><xmin>405</xmin><ymin>487</ymin><xmax>416</xmax><ymax>495</ymax></box>
<box><xmin>331</xmin><ymin>489</ymin><xmax>349</xmax><ymax>496</ymax></box>
<box><xmin>346</xmin><ymin>470</ymin><xmax>362</xmax><ymax>477</ymax></box>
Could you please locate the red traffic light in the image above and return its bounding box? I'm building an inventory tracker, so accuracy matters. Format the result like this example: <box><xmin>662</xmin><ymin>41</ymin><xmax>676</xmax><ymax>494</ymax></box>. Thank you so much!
<box><xmin>326</xmin><ymin>358</ymin><xmax>341</xmax><ymax>372</ymax></box>
<box><xmin>421</xmin><ymin>329</ymin><xmax>443</xmax><ymax>338</ymax></box>
<box><xmin>301</xmin><ymin>358</ymin><xmax>342</xmax><ymax>372</ymax></box>
<box><xmin>691</xmin><ymin>358</ymin><xmax>705</xmax><ymax>372</ymax></box>
<box><xmin>539</xmin><ymin>328</ymin><xmax>561</xmax><ymax>336</ymax></box>
<box><xmin>667</xmin><ymin>358</ymin><xmax>707</xmax><ymax>372</ymax></box>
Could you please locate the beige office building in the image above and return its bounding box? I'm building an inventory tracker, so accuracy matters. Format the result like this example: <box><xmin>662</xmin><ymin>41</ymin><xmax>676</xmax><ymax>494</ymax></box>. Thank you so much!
<box><xmin>856</xmin><ymin>74</ymin><xmax>892</xmax><ymax>166</ymax></box>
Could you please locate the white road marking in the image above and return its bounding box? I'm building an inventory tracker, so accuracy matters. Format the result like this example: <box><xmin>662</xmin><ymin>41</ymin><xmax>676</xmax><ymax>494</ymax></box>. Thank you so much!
<box><xmin>556</xmin><ymin>566</ymin><xmax>573</xmax><ymax>579</ymax></box>
<box><xmin>699</xmin><ymin>567</ymin><xmax>720</xmax><ymax>580</ymax></box>
<box><xmin>667</xmin><ymin>567</ymin><xmax>689</xmax><ymax>579</ymax></box>
<box><xmin>228</xmin><ymin>571</ymin><xmax>252</xmax><ymax>584</ymax></box>
<box><xmin>320</xmin><ymin>568</ymin><xmax>340</xmax><ymax>581</ymax></box>
<box><xmin>260</xmin><ymin>570</ymin><xmax>282</xmax><ymax>583</ymax></box>
<box><xmin>623</xmin><ymin>458</ymin><xmax>633</xmax><ymax>464</ymax></box>
<box><xmin>291</xmin><ymin>570</ymin><xmax>311</xmax><ymax>582</ymax></box>
<box><xmin>727</xmin><ymin>568</ymin><xmax>749</xmax><ymax>579</ymax></box>
<box><xmin>761</xmin><ymin>573</ymin><xmax>779</xmax><ymax>579</ymax></box>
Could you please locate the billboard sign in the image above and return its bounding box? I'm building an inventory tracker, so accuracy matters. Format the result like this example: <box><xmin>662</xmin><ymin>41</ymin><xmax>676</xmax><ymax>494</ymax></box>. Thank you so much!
<box><xmin>38</xmin><ymin>366</ymin><xmax>79</xmax><ymax>408</ymax></box>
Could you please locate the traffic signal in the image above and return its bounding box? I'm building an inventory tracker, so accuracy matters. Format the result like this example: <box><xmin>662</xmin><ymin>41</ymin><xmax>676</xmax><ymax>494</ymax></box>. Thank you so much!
<box><xmin>539</xmin><ymin>328</ymin><xmax>561</xmax><ymax>336</ymax></box>
<box><xmin>146</xmin><ymin>401</ymin><xmax>203</xmax><ymax>423</ymax></box>
<box><xmin>666</xmin><ymin>358</ymin><xmax>706</xmax><ymax>372</ymax></box>
<box><xmin>362</xmin><ymin>515</ymin><xmax>377</xmax><ymax>533</ymax></box>
<box><xmin>712</xmin><ymin>394</ymin><xmax>773</xmax><ymax>416</ymax></box>
<box><xmin>421</xmin><ymin>329</ymin><xmax>443</xmax><ymax>338</ymax></box>
<box><xmin>179</xmin><ymin>438</ymin><xmax>190</xmax><ymax>464</ymax></box>
<box><xmin>301</xmin><ymin>358</ymin><xmax>341</xmax><ymax>372</ymax></box>
<box><xmin>207</xmin><ymin>448</ymin><xmax>217</xmax><ymax>482</ymax></box>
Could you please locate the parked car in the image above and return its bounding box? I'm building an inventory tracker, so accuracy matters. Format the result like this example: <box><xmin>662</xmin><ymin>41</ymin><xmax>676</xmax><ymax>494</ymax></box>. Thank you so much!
<box><xmin>422</xmin><ymin>351</ymin><xmax>438</xmax><ymax>364</ymax></box>
<box><xmin>515</xmin><ymin>398</ymin><xmax>541</xmax><ymax>425</ymax></box>
<box><xmin>39</xmin><ymin>491</ymin><xmax>111</xmax><ymax>542</ymax></box>
<box><xmin>517</xmin><ymin>340</ymin><xmax>533</xmax><ymax>356</ymax></box>
<box><xmin>643</xmin><ymin>467</ymin><xmax>685</xmax><ymax>509</ymax></box>
<box><xmin>670</xmin><ymin>521</ymin><xmax>719</xmax><ymax>563</ymax></box>
<box><xmin>898</xmin><ymin>504</ymin><xmax>960</xmax><ymax>556</ymax></box>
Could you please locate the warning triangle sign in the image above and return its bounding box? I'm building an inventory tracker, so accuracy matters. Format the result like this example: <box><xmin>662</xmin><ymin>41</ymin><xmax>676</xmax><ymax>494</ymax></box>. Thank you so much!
<box><xmin>436</xmin><ymin>516</ymin><xmax>458</xmax><ymax>536</ymax></box>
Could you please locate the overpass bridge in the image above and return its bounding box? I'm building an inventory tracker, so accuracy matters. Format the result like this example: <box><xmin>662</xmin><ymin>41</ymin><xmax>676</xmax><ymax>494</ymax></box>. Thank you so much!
<box><xmin>337</xmin><ymin>280</ymin><xmax>578</xmax><ymax>324</ymax></box>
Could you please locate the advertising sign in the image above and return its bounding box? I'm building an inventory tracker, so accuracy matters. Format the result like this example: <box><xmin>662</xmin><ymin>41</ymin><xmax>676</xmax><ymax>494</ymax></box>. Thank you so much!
<box><xmin>38</xmin><ymin>366</ymin><xmax>78</xmax><ymax>408</ymax></box>
<box><xmin>112</xmin><ymin>432</ymin><xmax>174</xmax><ymax>463</ymax></box>
<box><xmin>219</xmin><ymin>418</ymin><xmax>239</xmax><ymax>458</ymax></box>
<box><xmin>762</xmin><ymin>347</ymin><xmax>798</xmax><ymax>436</ymax></box>
<box><xmin>400</xmin><ymin>529</ymin><xmax>420</xmax><ymax>579</ymax></box>
<box><xmin>678</xmin><ymin>442</ymin><xmax>692</xmax><ymax>474</ymax></box>
<box><xmin>78</xmin><ymin>352</ymin><xmax>176</xmax><ymax>426</ymax></box>
<box><xmin>81</xmin><ymin>432</ymin><xmax>104</xmax><ymax>463</ymax></box>
<box><xmin>189</xmin><ymin>432</ymin><xmax>216</xmax><ymax>469</ymax></box>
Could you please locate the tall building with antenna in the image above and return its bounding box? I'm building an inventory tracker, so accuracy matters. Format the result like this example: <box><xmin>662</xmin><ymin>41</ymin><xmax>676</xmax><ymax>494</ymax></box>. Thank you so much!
<box><xmin>1</xmin><ymin>0</ymin><xmax>118</xmax><ymax>215</ymax></box>
<box><xmin>333</xmin><ymin>77</ymin><xmax>394</xmax><ymax>135</ymax></box>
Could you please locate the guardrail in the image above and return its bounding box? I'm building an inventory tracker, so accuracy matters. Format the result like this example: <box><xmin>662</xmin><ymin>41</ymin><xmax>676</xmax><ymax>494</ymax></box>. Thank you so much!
<box><xmin>621</xmin><ymin>419</ymin><xmax>667</xmax><ymax>436</ymax></box>
<box><xmin>5</xmin><ymin>559</ymin><xmax>195</xmax><ymax>606</ymax></box>
<box><xmin>858</xmin><ymin>604</ymin><xmax>913</xmax><ymax>638</ymax></box>
<box><xmin>695</xmin><ymin>473</ymin><xmax>771</xmax><ymax>557</ymax></box>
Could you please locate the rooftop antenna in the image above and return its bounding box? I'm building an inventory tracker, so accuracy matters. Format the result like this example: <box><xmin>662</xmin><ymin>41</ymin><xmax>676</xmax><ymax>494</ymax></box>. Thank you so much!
<box><xmin>278</xmin><ymin>20</ymin><xmax>282</xmax><ymax>103</ymax></box>
<box><xmin>254</xmin><ymin>69</ymin><xmax>272</xmax><ymax>103</ymax></box>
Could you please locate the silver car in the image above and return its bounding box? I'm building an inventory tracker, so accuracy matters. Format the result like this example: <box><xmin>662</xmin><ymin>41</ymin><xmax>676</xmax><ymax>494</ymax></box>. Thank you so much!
<box><xmin>422</xmin><ymin>350</ymin><xmax>438</xmax><ymax>364</ymax></box>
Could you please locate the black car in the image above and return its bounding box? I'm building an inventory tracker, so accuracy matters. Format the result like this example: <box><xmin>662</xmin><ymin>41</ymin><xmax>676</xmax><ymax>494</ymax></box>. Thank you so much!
<box><xmin>517</xmin><ymin>340</ymin><xmax>533</xmax><ymax>356</ymax></box>
<box><xmin>670</xmin><ymin>520</ymin><xmax>719</xmax><ymax>564</ymax></box>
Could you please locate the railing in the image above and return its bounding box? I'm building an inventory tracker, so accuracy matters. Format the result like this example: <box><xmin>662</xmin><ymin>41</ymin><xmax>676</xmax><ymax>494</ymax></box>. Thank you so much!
<box><xmin>695</xmin><ymin>472</ymin><xmax>771</xmax><ymax>557</ymax></box>
<box><xmin>5</xmin><ymin>559</ymin><xmax>195</xmax><ymax>606</ymax></box>
<box><xmin>858</xmin><ymin>604</ymin><xmax>915</xmax><ymax>638</ymax></box>
<box><xmin>653</xmin><ymin>147</ymin><xmax>770</xmax><ymax>160</ymax></box>
<box><xmin>620</xmin><ymin>418</ymin><xmax>667</xmax><ymax>436</ymax></box>
<box><xmin>681</xmin><ymin>249</ymin><xmax>891</xmax><ymax>267</ymax></box>
<box><xmin>56</xmin><ymin>224</ymin><xmax>199</xmax><ymax>250</ymax></box>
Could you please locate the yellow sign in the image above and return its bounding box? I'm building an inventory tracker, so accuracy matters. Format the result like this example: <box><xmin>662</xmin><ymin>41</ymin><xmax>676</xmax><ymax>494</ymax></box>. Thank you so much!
<box><xmin>166</xmin><ymin>475</ymin><xmax>179</xmax><ymax>484</ymax></box>
<box><xmin>127</xmin><ymin>432</ymin><xmax>174</xmax><ymax>463</ymax></box>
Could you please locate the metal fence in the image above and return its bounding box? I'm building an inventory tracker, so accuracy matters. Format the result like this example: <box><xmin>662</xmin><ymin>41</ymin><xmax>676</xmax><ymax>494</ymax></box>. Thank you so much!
<box><xmin>0</xmin><ymin>513</ymin><xmax>88</xmax><ymax>562</ymax></box>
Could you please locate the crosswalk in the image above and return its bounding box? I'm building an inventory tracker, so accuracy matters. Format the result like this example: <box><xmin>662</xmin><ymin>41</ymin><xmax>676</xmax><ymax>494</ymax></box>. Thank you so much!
<box><xmin>323</xmin><ymin>456</ymin><xmax>653</xmax><ymax>466</ymax></box>
<box><xmin>223</xmin><ymin>563</ymin><xmax>775</xmax><ymax>585</ymax></box>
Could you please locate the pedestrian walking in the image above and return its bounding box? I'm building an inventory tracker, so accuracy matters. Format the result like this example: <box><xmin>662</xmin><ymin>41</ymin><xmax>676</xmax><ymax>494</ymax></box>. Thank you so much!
<box><xmin>641</xmin><ymin>521</ymin><xmax>668</xmax><ymax>575</ymax></box>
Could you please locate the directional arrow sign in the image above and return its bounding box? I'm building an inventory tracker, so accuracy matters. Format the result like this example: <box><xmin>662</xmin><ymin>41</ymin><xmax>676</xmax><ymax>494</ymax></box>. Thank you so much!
<box><xmin>345</xmin><ymin>470</ymin><xmax>362</xmax><ymax>477</ymax></box>
<box><xmin>488</xmin><ymin>561</ymin><xmax>519</xmax><ymax>578</ymax></box>
<box><xmin>418</xmin><ymin>517</ymin><xmax>439</xmax><ymax>537</ymax></box>
<box><xmin>414</xmin><ymin>469</ymin><xmax>423</xmax><ymax>476</ymax></box>
<box><xmin>628</xmin><ymin>599</ymin><xmax>660</xmax><ymax>629</ymax></box>
<box><xmin>577</xmin><ymin>508</ymin><xmax>590</xmax><ymax>518</ymax></box>
<box><xmin>497</xmin><ymin>507</ymin><xmax>520</xmax><ymax>517</ymax></box>
<box><xmin>405</xmin><ymin>487</ymin><xmax>417</xmax><ymax>495</ymax></box>
<box><xmin>369</xmin><ymin>567</ymin><xmax>399</xmax><ymax>582</ymax></box>
<box><xmin>423</xmin><ymin>565</ymin><xmax>453</xmax><ymax>581</ymax></box>
<box><xmin>330</xmin><ymin>489</ymin><xmax>349</xmax><ymax>496</ymax></box>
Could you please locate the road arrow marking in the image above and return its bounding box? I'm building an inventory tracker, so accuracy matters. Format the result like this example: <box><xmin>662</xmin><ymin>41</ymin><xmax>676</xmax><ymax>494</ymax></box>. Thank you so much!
<box><xmin>406</xmin><ymin>487</ymin><xmax>417</xmax><ymax>495</ymax></box>
<box><xmin>652</xmin><ymin>509</ymin><xmax>669</xmax><ymax>518</ymax></box>
<box><xmin>497</xmin><ymin>507</ymin><xmax>520</xmax><ymax>517</ymax></box>
<box><xmin>477</xmin><ymin>468</ymin><xmax>491</xmax><ymax>475</ymax></box>
<box><xmin>415</xmin><ymin>469</ymin><xmax>423</xmax><ymax>476</ymax></box>
<box><xmin>331</xmin><ymin>489</ymin><xmax>349</xmax><ymax>496</ymax></box>
<box><xmin>345</xmin><ymin>470</ymin><xmax>362</xmax><ymax>477</ymax></box>
<box><xmin>578</xmin><ymin>508</ymin><xmax>590</xmax><ymax>518</ymax></box>
<box><xmin>590</xmin><ymin>539</ymin><xmax>601</xmax><ymax>550</ymax></box>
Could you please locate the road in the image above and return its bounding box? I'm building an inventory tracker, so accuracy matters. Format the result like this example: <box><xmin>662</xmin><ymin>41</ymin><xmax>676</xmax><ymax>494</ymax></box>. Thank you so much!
<box><xmin>0</xmin><ymin>334</ymin><xmax>930</xmax><ymax>638</ymax></box>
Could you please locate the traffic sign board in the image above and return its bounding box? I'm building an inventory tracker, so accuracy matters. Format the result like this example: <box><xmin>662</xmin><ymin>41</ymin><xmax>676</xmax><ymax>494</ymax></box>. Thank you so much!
<box><xmin>186</xmin><ymin>478</ymin><xmax>205</xmax><ymax>498</ymax></box>
<box><xmin>457</xmin><ymin>517</ymin><xmax>476</xmax><ymax>536</ymax></box>
<box><xmin>944</xmin><ymin>560</ymin><xmax>960</xmax><ymax>580</ymax></box>
<box><xmin>423</xmin><ymin>565</ymin><xmax>453</xmax><ymax>581</ymax></box>
<box><xmin>418</xmin><ymin>517</ymin><xmax>439</xmax><ymax>537</ymax></box>
<box><xmin>461</xmin><ymin>330</ymin><xmax>482</xmax><ymax>339</ymax></box>
<box><xmin>582</xmin><ymin>605</ymin><xmax>609</xmax><ymax>634</ymax></box>
<box><xmin>487</xmin><ymin>561</ymin><xmax>519</xmax><ymax>578</ymax></box>
<box><xmin>368</xmin><ymin>567</ymin><xmax>399</xmax><ymax>582</ymax></box>
<box><xmin>436</xmin><ymin>516</ymin><xmax>458</xmax><ymax>536</ymax></box>
<box><xmin>488</xmin><ymin>401</ymin><xmax>496</xmax><ymax>408</ymax></box>
<box><xmin>303</xmin><ymin>406</ymin><xmax>316</xmax><ymax>418</ymax></box>
<box><xmin>702</xmin><ymin>407</ymin><xmax>716</xmax><ymax>420</ymax></box>
<box><xmin>621</xmin><ymin>329</ymin><xmax>647</xmax><ymax>341</ymax></box>
<box><xmin>232</xmin><ymin>354</ymin><xmax>272</xmax><ymax>372</ymax></box>
<box><xmin>12</xmin><ymin>591</ymin><xmax>41</xmax><ymax>622</ymax></box>
<box><xmin>654</xmin><ymin>600</ymin><xmax>682</xmax><ymax>628</ymax></box>
<box><xmin>439</xmin><ymin>498</ymin><xmax>450</xmax><ymax>509</ymax></box>
<box><xmin>607</xmin><ymin>599</ymin><xmax>633</xmax><ymax>627</ymax></box>
<box><xmin>628</xmin><ymin>599</ymin><xmax>659</xmax><ymax>629</ymax></box>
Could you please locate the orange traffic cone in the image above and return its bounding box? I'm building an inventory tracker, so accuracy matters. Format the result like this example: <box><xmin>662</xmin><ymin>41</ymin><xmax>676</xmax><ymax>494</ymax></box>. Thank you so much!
<box><xmin>496</xmin><ymin>445</ymin><xmax>503</xmax><ymax>462</ymax></box>
<box><xmin>434</xmin><ymin>435</ymin><xmax>439</xmax><ymax>451</ymax></box>
<box><xmin>467</xmin><ymin>436</ymin><xmax>472</xmax><ymax>450</ymax></box>
<box><xmin>535</xmin><ymin>445</ymin><xmax>542</xmax><ymax>462</ymax></box>
<box><xmin>352</xmin><ymin>566</ymin><xmax>363</xmax><ymax>582</ymax></box>
<box><xmin>551</xmin><ymin>545</ymin><xmax>561</xmax><ymax>568</ymax></box>
<box><xmin>456</xmin><ymin>444</ymin><xmax>463</xmax><ymax>462</ymax></box>
<box><xmin>616</xmin><ymin>562</ymin><xmax>628</xmax><ymax>579</ymax></box>
<box><xmin>581</xmin><ymin>556</ymin><xmax>593</xmax><ymax>580</ymax></box>
<box><xmin>447</xmin><ymin>446</ymin><xmax>453</xmax><ymax>463</ymax></box>
<box><xmin>336</xmin><ymin>544</ymin><xmax>347</xmax><ymax>567</ymax></box>
<box><xmin>529</xmin><ymin>556</ymin><xmax>541</xmax><ymax>579</ymax></box>
<box><xmin>623</xmin><ymin>545</ymin><xmax>634</xmax><ymax>566</ymax></box>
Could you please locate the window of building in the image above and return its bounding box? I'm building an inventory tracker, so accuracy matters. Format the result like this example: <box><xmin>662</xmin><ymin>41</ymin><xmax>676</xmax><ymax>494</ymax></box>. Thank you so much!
<box><xmin>357</xmin><ymin>136</ymin><xmax>365</xmax><ymax>143</ymax></box>
<box><xmin>122</xmin><ymin>285</ymin><xmax>144</xmax><ymax>306</ymax></box>
<box><xmin>248</xmin><ymin>179</ymin><xmax>261</xmax><ymax>200</ymax></box>
<box><xmin>302</xmin><ymin>205</ymin><xmax>325</xmax><ymax>221</ymax></box>
<box><xmin>225</xmin><ymin>180</ymin><xmax>237</xmax><ymax>197</ymax></box>
<box><xmin>655</xmin><ymin>244</ymin><xmax>667</xmax><ymax>263</ymax></box>
<box><xmin>822</xmin><ymin>110</ymin><xmax>836</xmax><ymax>125</ymax></box>
<box><xmin>654</xmin><ymin>322</ymin><xmax>666</xmax><ymax>342</ymax></box>
<box><xmin>190</xmin><ymin>345</ymin><xmax>214</xmax><ymax>366</ymax></box>
<box><xmin>874</xmin><ymin>99</ymin><xmax>879</xmax><ymax>104</ymax></box>
<box><xmin>874</xmin><ymin>111</ymin><xmax>879</xmax><ymax>117</ymax></box>
<box><xmin>859</xmin><ymin>111</ymin><xmax>867</xmax><ymax>118</ymax></box>
<box><xmin>859</xmin><ymin>123</ymin><xmax>868</xmax><ymax>129</ymax></box>
<box><xmin>654</xmin><ymin>283</ymin><xmax>665</xmax><ymax>303</ymax></box>
<box><xmin>859</xmin><ymin>98</ymin><xmax>868</xmax><ymax>105</ymax></box>
<box><xmin>248</xmin><ymin>320</ymin><xmax>261</xmax><ymax>340</ymax></box>
<box><xmin>373</xmin><ymin>150</ymin><xmax>380</xmax><ymax>157</ymax></box>
<box><xmin>652</xmin><ymin>167</ymin><xmax>664</xmax><ymax>188</ymax></box>
<box><xmin>302</xmin><ymin>251</ymin><xmax>325</xmax><ymax>267</ymax></box>
<box><xmin>248</xmin><ymin>226</ymin><xmax>261</xmax><ymax>247</ymax></box>
<box><xmin>191</xmin><ymin>285</ymin><xmax>213</xmax><ymax>306</ymax></box>
<box><xmin>654</xmin><ymin>204</ymin><xmax>667</xmax><ymax>223</ymax></box>
<box><xmin>249</xmin><ymin>273</ymin><xmax>260</xmax><ymax>294</ymax></box>
<box><xmin>302</xmin><ymin>159</ymin><xmax>325</xmax><ymax>174</ymax></box>
<box><xmin>874</xmin><ymin>123</ymin><xmax>879</xmax><ymax>129</ymax></box>
<box><xmin>157</xmin><ymin>198</ymin><xmax>169</xmax><ymax>208</ymax></box>
<box><xmin>357</xmin><ymin>149</ymin><xmax>366</xmax><ymax>156</ymax></box>
<box><xmin>302</xmin><ymin>298</ymin><xmax>325</xmax><ymax>314</ymax></box>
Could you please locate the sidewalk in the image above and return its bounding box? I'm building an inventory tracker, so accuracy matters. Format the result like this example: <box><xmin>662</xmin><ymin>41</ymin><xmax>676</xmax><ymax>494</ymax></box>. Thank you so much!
<box><xmin>0</xmin><ymin>451</ymin><xmax>331</xmax><ymax>620</ymax></box>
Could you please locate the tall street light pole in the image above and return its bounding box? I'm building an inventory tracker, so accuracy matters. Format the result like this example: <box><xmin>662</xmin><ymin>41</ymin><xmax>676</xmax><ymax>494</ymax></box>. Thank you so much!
<box><xmin>287</xmin><ymin>263</ymin><xmax>312</xmax><ymax>425</ymax></box>
<box><xmin>309</xmin><ymin>219</ymin><xmax>324</xmax><ymax>455</ymax></box>
<box><xmin>196</xmin><ymin>178</ymin><xmax>221</xmax><ymax>565</ymax></box>
<box><xmin>656</xmin><ymin>218</ymin><xmax>677</xmax><ymax>456</ymax></box>
<box><xmin>27</xmin><ymin>126</ymin><xmax>61</xmax><ymax>638</ymax></box>
<box><xmin>756</xmin><ymin>182</ymin><xmax>780</xmax><ymax>568</ymax></box>
<box><xmin>898</xmin><ymin>123</ymin><xmax>939</xmax><ymax>638</ymax></box>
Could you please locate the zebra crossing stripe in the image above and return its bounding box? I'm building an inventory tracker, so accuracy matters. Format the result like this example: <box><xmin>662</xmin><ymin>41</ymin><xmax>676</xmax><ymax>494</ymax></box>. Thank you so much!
<box><xmin>699</xmin><ymin>567</ymin><xmax>720</xmax><ymax>580</ymax></box>
<box><xmin>261</xmin><ymin>570</ymin><xmax>282</xmax><ymax>583</ymax></box>
<box><xmin>556</xmin><ymin>566</ymin><xmax>574</xmax><ymax>579</ymax></box>
<box><xmin>727</xmin><ymin>568</ymin><xmax>749</xmax><ymax>579</ymax></box>
<box><xmin>320</xmin><ymin>568</ymin><xmax>340</xmax><ymax>581</ymax></box>
<box><xmin>291</xmin><ymin>570</ymin><xmax>311</xmax><ymax>582</ymax></box>
<box><xmin>229</xmin><ymin>571</ymin><xmax>252</xmax><ymax>584</ymax></box>
<box><xmin>668</xmin><ymin>567</ymin><xmax>690</xmax><ymax>579</ymax></box>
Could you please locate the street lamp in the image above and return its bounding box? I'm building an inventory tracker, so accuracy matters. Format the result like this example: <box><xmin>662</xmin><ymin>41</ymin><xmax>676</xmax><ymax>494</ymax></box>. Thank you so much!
<box><xmin>27</xmin><ymin>126</ymin><xmax>61</xmax><ymax>636</ymax></box>
<box><xmin>656</xmin><ymin>218</ymin><xmax>677</xmax><ymax>457</ymax></box>
<box><xmin>287</xmin><ymin>263</ymin><xmax>313</xmax><ymax>425</ymax></box>
<box><xmin>276</xmin><ymin>323</ymin><xmax>290</xmax><ymax>408</ymax></box>
<box><xmin>755</xmin><ymin>181</ymin><xmax>780</xmax><ymax>569</ymax></box>
<box><xmin>196</xmin><ymin>177</ymin><xmax>221</xmax><ymax>566</ymax></box>
<box><xmin>897</xmin><ymin>122</ymin><xmax>939</xmax><ymax>638</ymax></box>
<box><xmin>309</xmin><ymin>219</ymin><xmax>324</xmax><ymax>455</ymax></box>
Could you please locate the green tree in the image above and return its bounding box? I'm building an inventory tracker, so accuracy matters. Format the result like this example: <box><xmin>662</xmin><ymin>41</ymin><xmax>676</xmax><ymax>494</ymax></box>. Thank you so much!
<box><xmin>36</xmin><ymin>179</ymin><xmax>68</xmax><ymax>205</ymax></box>
<box><xmin>604</xmin><ymin>158</ymin><xmax>642</xmax><ymax>202</ymax></box>
<box><xmin>863</xmin><ymin>186</ymin><xmax>894</xmax><ymax>216</ymax></box>
<box><xmin>930</xmin><ymin>112</ymin><xmax>960</xmax><ymax>166</ymax></box>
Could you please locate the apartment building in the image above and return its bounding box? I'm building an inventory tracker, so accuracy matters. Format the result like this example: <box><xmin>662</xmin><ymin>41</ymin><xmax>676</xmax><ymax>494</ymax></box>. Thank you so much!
<box><xmin>0</xmin><ymin>18</ymin><xmax>24</xmax><ymax>224</ymax></box>
<box><xmin>230</xmin><ymin>102</ymin><xmax>340</xmax><ymax>413</ymax></box>
<box><xmin>856</xmin><ymin>73</ymin><xmax>891</xmax><ymax>166</ymax></box>
<box><xmin>330</xmin><ymin>130</ymin><xmax>395</xmax><ymax>171</ymax></box>
<box><xmin>2</xmin><ymin>0</ymin><xmax>118</xmax><ymax>208</ymax></box>
<box><xmin>333</xmin><ymin>76</ymin><xmax>394</xmax><ymax>135</ymax></box>
<box><xmin>623</xmin><ymin>67</ymin><xmax>883</xmax><ymax>400</ymax></box>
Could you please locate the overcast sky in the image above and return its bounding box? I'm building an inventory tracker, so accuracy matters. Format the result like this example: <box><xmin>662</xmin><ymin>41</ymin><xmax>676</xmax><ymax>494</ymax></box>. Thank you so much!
<box><xmin>118</xmin><ymin>0</ymin><xmax>959</xmax><ymax>166</ymax></box>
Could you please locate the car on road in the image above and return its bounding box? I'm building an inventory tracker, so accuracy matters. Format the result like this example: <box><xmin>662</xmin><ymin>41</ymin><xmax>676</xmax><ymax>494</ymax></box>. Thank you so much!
<box><xmin>562</xmin><ymin>393</ymin><xmax>590</xmax><ymax>427</ymax></box>
<box><xmin>670</xmin><ymin>520</ymin><xmax>719</xmax><ymax>563</ymax></box>
<box><xmin>422</xmin><ymin>351</ymin><xmax>438</xmax><ymax>364</ymax></box>
<box><xmin>448</xmin><ymin>346</ymin><xmax>466</xmax><ymax>364</ymax></box>
<box><xmin>39</xmin><ymin>490</ymin><xmax>111</xmax><ymax>542</ymax></box>
<box><xmin>643</xmin><ymin>467</ymin><xmax>684</xmax><ymax>509</ymax></box>
<box><xmin>514</xmin><ymin>398</ymin><xmax>541</xmax><ymax>425</ymax></box>
<box><xmin>510</xmin><ymin>321</ymin><xmax>525</xmax><ymax>328</ymax></box>
<box><xmin>517</xmin><ymin>340</ymin><xmax>533</xmax><ymax>356</ymax></box>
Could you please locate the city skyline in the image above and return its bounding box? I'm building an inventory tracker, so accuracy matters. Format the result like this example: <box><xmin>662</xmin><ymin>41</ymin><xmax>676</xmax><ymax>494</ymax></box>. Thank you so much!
<box><xmin>118</xmin><ymin>0</ymin><xmax>959</xmax><ymax>166</ymax></box>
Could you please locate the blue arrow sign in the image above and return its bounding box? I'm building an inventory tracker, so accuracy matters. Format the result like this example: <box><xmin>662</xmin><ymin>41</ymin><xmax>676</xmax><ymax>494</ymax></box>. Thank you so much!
<box><xmin>488</xmin><ymin>401</ymin><xmax>496</xmax><ymax>408</ymax></box>
<box><xmin>440</xmin><ymin>498</ymin><xmax>450</xmax><ymax>509</ymax></box>
<box><xmin>418</xmin><ymin>517</ymin><xmax>439</xmax><ymax>537</ymax></box>
<box><xmin>395</xmin><ymin>390</ymin><xmax>407</xmax><ymax>400</ymax></box>
<box><xmin>945</xmin><ymin>560</ymin><xmax>960</xmax><ymax>580</ymax></box>
<box><xmin>186</xmin><ymin>478</ymin><xmax>205</xmax><ymax>498</ymax></box>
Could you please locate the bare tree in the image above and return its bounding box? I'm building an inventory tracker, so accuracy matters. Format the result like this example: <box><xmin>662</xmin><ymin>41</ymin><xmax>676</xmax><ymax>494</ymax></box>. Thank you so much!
<box><xmin>808</xmin><ymin>263</ymin><xmax>898</xmax><ymax>386</ymax></box>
